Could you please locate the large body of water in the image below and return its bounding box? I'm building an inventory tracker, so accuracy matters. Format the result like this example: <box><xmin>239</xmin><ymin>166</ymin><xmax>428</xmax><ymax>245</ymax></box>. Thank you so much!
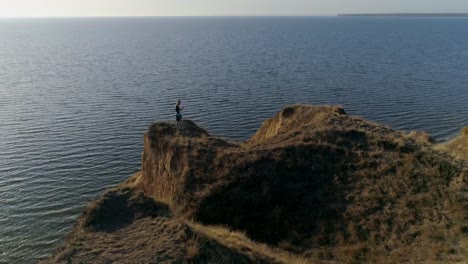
<box><xmin>0</xmin><ymin>17</ymin><xmax>467</xmax><ymax>263</ymax></box>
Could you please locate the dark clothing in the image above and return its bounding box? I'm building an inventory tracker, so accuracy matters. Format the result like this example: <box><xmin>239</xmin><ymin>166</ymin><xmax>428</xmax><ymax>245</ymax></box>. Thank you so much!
<box><xmin>175</xmin><ymin>105</ymin><xmax>182</xmax><ymax>121</ymax></box>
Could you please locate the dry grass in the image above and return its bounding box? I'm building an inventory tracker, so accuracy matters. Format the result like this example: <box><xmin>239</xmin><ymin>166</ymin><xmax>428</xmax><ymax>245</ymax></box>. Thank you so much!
<box><xmin>44</xmin><ymin>105</ymin><xmax>467</xmax><ymax>264</ymax></box>
<box><xmin>187</xmin><ymin>221</ymin><xmax>314</xmax><ymax>264</ymax></box>
<box><xmin>463</xmin><ymin>127</ymin><xmax>468</xmax><ymax>136</ymax></box>
<box><xmin>185</xmin><ymin>235</ymin><xmax>204</xmax><ymax>258</ymax></box>
<box><xmin>43</xmin><ymin>196</ymin><xmax>302</xmax><ymax>264</ymax></box>
<box><xmin>434</xmin><ymin>126</ymin><xmax>468</xmax><ymax>162</ymax></box>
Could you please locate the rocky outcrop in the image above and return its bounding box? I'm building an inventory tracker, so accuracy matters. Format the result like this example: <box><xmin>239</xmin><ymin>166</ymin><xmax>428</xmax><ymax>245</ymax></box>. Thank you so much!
<box><xmin>44</xmin><ymin>105</ymin><xmax>467</xmax><ymax>264</ymax></box>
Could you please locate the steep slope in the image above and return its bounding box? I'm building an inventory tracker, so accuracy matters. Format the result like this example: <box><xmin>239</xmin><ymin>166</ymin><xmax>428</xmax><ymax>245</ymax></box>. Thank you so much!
<box><xmin>45</xmin><ymin>105</ymin><xmax>467</xmax><ymax>264</ymax></box>
<box><xmin>43</xmin><ymin>185</ymin><xmax>305</xmax><ymax>264</ymax></box>
<box><xmin>435</xmin><ymin>126</ymin><xmax>468</xmax><ymax>162</ymax></box>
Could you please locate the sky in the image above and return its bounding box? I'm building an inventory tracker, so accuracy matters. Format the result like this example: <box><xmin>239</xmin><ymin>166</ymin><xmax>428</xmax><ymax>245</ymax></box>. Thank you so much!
<box><xmin>0</xmin><ymin>0</ymin><xmax>468</xmax><ymax>17</ymax></box>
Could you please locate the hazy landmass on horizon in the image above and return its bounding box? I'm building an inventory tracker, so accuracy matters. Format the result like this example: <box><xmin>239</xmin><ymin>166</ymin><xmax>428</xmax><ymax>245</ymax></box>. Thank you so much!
<box><xmin>338</xmin><ymin>13</ymin><xmax>468</xmax><ymax>17</ymax></box>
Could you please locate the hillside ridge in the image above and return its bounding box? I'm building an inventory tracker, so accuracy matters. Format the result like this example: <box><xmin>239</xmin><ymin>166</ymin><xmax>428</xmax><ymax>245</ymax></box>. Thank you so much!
<box><xmin>43</xmin><ymin>105</ymin><xmax>467</xmax><ymax>264</ymax></box>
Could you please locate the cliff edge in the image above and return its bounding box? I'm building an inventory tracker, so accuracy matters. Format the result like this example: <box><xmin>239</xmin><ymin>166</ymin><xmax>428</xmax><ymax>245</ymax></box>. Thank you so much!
<box><xmin>435</xmin><ymin>126</ymin><xmax>468</xmax><ymax>162</ymax></box>
<box><xmin>44</xmin><ymin>105</ymin><xmax>467</xmax><ymax>264</ymax></box>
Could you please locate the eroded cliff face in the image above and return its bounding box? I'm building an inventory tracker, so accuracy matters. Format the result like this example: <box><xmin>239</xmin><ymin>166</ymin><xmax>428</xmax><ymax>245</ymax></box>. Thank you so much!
<box><xmin>435</xmin><ymin>126</ymin><xmax>468</xmax><ymax>162</ymax></box>
<box><xmin>139</xmin><ymin>120</ymin><xmax>234</xmax><ymax>213</ymax></box>
<box><xmin>44</xmin><ymin>105</ymin><xmax>467</xmax><ymax>264</ymax></box>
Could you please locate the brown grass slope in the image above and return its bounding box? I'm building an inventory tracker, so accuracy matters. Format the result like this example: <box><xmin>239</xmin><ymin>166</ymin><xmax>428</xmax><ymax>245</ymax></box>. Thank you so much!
<box><xmin>45</xmin><ymin>105</ymin><xmax>467</xmax><ymax>263</ymax></box>
<box><xmin>42</xmin><ymin>184</ymin><xmax>305</xmax><ymax>264</ymax></box>
<box><xmin>435</xmin><ymin>126</ymin><xmax>468</xmax><ymax>162</ymax></box>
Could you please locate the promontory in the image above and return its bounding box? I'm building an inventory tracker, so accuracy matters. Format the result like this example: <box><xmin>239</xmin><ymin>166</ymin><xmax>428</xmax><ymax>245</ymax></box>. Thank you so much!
<box><xmin>42</xmin><ymin>105</ymin><xmax>467</xmax><ymax>263</ymax></box>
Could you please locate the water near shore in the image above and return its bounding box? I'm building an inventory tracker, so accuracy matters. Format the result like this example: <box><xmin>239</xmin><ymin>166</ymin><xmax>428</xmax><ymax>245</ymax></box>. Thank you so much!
<box><xmin>1</xmin><ymin>17</ymin><xmax>467</xmax><ymax>263</ymax></box>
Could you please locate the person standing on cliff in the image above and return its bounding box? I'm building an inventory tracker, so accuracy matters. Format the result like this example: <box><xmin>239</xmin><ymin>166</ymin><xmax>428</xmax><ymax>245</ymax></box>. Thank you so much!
<box><xmin>175</xmin><ymin>100</ymin><xmax>184</xmax><ymax>127</ymax></box>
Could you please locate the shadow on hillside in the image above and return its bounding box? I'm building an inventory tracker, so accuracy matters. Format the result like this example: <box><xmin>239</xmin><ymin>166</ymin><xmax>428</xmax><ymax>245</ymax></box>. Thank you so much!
<box><xmin>196</xmin><ymin>143</ymin><xmax>355</xmax><ymax>246</ymax></box>
<box><xmin>81</xmin><ymin>188</ymin><xmax>170</xmax><ymax>232</ymax></box>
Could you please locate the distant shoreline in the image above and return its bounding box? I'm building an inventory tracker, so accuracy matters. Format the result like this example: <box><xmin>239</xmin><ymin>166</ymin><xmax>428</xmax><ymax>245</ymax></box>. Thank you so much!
<box><xmin>338</xmin><ymin>13</ymin><xmax>468</xmax><ymax>17</ymax></box>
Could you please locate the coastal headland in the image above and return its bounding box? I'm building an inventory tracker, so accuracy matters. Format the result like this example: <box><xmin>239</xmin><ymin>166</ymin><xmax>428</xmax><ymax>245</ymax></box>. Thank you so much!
<box><xmin>43</xmin><ymin>105</ymin><xmax>467</xmax><ymax>263</ymax></box>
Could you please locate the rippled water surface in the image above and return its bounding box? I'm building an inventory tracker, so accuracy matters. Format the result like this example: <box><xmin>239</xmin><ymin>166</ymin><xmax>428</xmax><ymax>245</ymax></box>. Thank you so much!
<box><xmin>0</xmin><ymin>17</ymin><xmax>467</xmax><ymax>263</ymax></box>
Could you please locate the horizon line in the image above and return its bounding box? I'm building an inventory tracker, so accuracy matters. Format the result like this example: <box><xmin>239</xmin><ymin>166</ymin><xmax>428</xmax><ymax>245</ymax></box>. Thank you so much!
<box><xmin>2</xmin><ymin>13</ymin><xmax>468</xmax><ymax>19</ymax></box>
<box><xmin>0</xmin><ymin>14</ymin><xmax>336</xmax><ymax>19</ymax></box>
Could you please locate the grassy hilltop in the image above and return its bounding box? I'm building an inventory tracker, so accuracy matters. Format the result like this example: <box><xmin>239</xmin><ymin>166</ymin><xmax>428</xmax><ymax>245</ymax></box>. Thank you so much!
<box><xmin>43</xmin><ymin>105</ymin><xmax>467</xmax><ymax>263</ymax></box>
